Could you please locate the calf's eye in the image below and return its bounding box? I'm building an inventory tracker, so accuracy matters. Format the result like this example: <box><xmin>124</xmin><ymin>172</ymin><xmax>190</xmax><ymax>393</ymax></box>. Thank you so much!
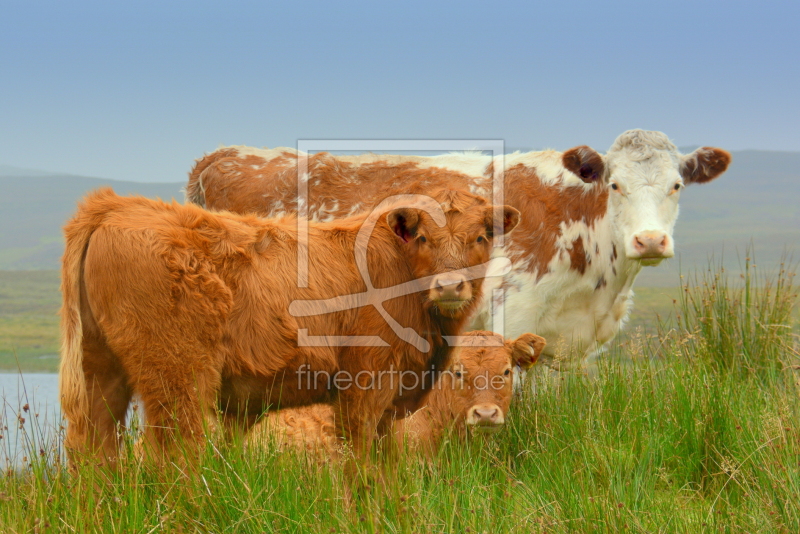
<box><xmin>454</xmin><ymin>371</ymin><xmax>462</xmax><ymax>379</ymax></box>
<box><xmin>673</xmin><ymin>183</ymin><xmax>681</xmax><ymax>191</ymax></box>
<box><xmin>418</xmin><ymin>236</ymin><xmax>427</xmax><ymax>243</ymax></box>
<box><xmin>476</xmin><ymin>236</ymin><xmax>485</xmax><ymax>244</ymax></box>
<box><xmin>610</xmin><ymin>183</ymin><xmax>619</xmax><ymax>191</ymax></box>
<box><xmin>504</xmin><ymin>369</ymin><xmax>511</xmax><ymax>376</ymax></box>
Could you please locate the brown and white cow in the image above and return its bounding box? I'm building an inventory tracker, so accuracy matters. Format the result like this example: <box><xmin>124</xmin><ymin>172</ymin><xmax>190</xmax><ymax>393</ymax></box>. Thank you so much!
<box><xmin>59</xmin><ymin>187</ymin><xmax>520</xmax><ymax>464</ymax></box>
<box><xmin>245</xmin><ymin>331</ymin><xmax>545</xmax><ymax>455</ymax></box>
<box><xmin>186</xmin><ymin>130</ymin><xmax>730</xmax><ymax>368</ymax></box>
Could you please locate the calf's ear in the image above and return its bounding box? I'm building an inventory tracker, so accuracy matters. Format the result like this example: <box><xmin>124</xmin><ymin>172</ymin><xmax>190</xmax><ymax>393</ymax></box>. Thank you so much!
<box><xmin>507</xmin><ymin>333</ymin><xmax>546</xmax><ymax>370</ymax></box>
<box><xmin>484</xmin><ymin>206</ymin><xmax>521</xmax><ymax>237</ymax></box>
<box><xmin>680</xmin><ymin>147</ymin><xmax>731</xmax><ymax>185</ymax></box>
<box><xmin>562</xmin><ymin>145</ymin><xmax>606</xmax><ymax>184</ymax></box>
<box><xmin>387</xmin><ymin>208</ymin><xmax>420</xmax><ymax>242</ymax></box>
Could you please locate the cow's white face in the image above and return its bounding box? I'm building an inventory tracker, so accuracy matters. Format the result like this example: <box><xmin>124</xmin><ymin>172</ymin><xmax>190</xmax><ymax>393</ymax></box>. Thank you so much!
<box><xmin>603</xmin><ymin>130</ymin><xmax>731</xmax><ymax>266</ymax></box>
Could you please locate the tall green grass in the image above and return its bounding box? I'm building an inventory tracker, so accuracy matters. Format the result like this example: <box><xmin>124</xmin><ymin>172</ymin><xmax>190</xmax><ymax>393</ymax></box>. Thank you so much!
<box><xmin>0</xmin><ymin>261</ymin><xmax>797</xmax><ymax>533</ymax></box>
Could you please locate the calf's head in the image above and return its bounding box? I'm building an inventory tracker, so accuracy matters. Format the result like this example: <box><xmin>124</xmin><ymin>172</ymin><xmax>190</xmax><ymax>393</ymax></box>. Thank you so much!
<box><xmin>563</xmin><ymin>130</ymin><xmax>730</xmax><ymax>266</ymax></box>
<box><xmin>442</xmin><ymin>331</ymin><xmax>546</xmax><ymax>433</ymax></box>
<box><xmin>386</xmin><ymin>189</ymin><xmax>520</xmax><ymax>318</ymax></box>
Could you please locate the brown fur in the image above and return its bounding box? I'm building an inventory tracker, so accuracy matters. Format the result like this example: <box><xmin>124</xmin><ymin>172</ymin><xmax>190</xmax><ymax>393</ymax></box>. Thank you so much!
<box><xmin>680</xmin><ymin>147</ymin><xmax>732</xmax><ymax>184</ymax></box>
<box><xmin>245</xmin><ymin>331</ymin><xmax>546</xmax><ymax>454</ymax></box>
<box><xmin>59</xmin><ymin>188</ymin><xmax>519</xmax><ymax>465</ymax></box>
<box><xmin>562</xmin><ymin>145</ymin><xmax>606</xmax><ymax>184</ymax></box>
<box><xmin>186</xmin><ymin>147</ymin><xmax>607</xmax><ymax>277</ymax></box>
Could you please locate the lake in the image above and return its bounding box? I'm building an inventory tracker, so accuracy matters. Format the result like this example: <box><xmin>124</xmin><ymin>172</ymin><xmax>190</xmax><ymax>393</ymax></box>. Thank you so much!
<box><xmin>0</xmin><ymin>372</ymin><xmax>62</xmax><ymax>466</ymax></box>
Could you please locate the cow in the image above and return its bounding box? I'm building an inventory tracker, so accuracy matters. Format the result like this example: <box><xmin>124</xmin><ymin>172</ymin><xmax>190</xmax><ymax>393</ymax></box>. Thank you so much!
<box><xmin>245</xmin><ymin>331</ymin><xmax>546</xmax><ymax>455</ymax></box>
<box><xmin>59</xmin><ymin>187</ymin><xmax>520</xmax><ymax>465</ymax></box>
<box><xmin>186</xmin><ymin>130</ymin><xmax>731</xmax><ymax>369</ymax></box>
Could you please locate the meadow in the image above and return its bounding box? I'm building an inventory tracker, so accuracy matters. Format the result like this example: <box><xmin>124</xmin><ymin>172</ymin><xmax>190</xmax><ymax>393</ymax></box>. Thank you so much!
<box><xmin>0</xmin><ymin>260</ymin><xmax>797</xmax><ymax>533</ymax></box>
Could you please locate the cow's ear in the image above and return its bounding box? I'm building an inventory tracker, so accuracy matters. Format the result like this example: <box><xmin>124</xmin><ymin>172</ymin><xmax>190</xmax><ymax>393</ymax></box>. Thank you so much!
<box><xmin>562</xmin><ymin>145</ymin><xmax>606</xmax><ymax>184</ymax></box>
<box><xmin>387</xmin><ymin>208</ymin><xmax>420</xmax><ymax>242</ymax></box>
<box><xmin>484</xmin><ymin>206</ymin><xmax>521</xmax><ymax>237</ymax></box>
<box><xmin>507</xmin><ymin>333</ymin><xmax>546</xmax><ymax>370</ymax></box>
<box><xmin>680</xmin><ymin>147</ymin><xmax>731</xmax><ymax>185</ymax></box>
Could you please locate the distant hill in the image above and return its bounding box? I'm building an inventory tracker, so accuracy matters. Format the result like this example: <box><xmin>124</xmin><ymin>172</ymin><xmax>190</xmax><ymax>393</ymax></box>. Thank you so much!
<box><xmin>0</xmin><ymin>151</ymin><xmax>798</xmax><ymax>283</ymax></box>
<box><xmin>0</xmin><ymin>174</ymin><xmax>183</xmax><ymax>269</ymax></box>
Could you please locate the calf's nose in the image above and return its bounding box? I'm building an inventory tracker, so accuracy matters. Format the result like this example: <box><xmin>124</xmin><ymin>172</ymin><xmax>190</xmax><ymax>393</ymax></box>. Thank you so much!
<box><xmin>474</xmin><ymin>407</ymin><xmax>499</xmax><ymax>422</ymax></box>
<box><xmin>431</xmin><ymin>273</ymin><xmax>469</xmax><ymax>301</ymax></box>
<box><xmin>632</xmin><ymin>232</ymin><xmax>668</xmax><ymax>257</ymax></box>
<box><xmin>467</xmin><ymin>404</ymin><xmax>504</xmax><ymax>427</ymax></box>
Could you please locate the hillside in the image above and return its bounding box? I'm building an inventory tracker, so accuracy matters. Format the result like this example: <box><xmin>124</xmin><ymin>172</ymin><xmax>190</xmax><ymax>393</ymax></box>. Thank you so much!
<box><xmin>0</xmin><ymin>173</ymin><xmax>183</xmax><ymax>269</ymax></box>
<box><xmin>0</xmin><ymin>149</ymin><xmax>798</xmax><ymax>279</ymax></box>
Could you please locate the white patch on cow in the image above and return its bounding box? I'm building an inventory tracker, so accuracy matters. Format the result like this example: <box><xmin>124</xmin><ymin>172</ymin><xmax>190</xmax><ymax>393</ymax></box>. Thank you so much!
<box><xmin>317</xmin><ymin>201</ymin><xmax>339</xmax><ymax>222</ymax></box>
<box><xmin>414</xmin><ymin>152</ymin><xmax>492</xmax><ymax>179</ymax></box>
<box><xmin>224</xmin><ymin>145</ymin><xmax>297</xmax><ymax>161</ymax></box>
<box><xmin>347</xmin><ymin>202</ymin><xmax>363</xmax><ymax>217</ymax></box>
<box><xmin>505</xmin><ymin>150</ymin><xmax>582</xmax><ymax>187</ymax></box>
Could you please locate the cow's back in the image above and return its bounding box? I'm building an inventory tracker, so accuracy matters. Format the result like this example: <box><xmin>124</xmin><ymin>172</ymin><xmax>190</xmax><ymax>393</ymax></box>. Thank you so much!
<box><xmin>187</xmin><ymin>146</ymin><xmax>492</xmax><ymax>219</ymax></box>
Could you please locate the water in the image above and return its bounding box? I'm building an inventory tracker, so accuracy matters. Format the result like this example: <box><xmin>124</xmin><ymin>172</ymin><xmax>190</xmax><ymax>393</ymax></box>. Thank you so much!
<box><xmin>0</xmin><ymin>373</ymin><xmax>62</xmax><ymax>466</ymax></box>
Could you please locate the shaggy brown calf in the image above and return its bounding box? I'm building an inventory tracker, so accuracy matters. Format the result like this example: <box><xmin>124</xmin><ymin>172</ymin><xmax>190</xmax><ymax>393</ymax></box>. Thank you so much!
<box><xmin>246</xmin><ymin>331</ymin><xmax>546</xmax><ymax>454</ymax></box>
<box><xmin>59</xmin><ymin>187</ymin><xmax>519</xmax><ymax>464</ymax></box>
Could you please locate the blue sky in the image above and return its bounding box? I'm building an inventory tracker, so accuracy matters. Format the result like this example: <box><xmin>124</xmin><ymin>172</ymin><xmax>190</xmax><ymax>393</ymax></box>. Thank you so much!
<box><xmin>1</xmin><ymin>0</ymin><xmax>798</xmax><ymax>182</ymax></box>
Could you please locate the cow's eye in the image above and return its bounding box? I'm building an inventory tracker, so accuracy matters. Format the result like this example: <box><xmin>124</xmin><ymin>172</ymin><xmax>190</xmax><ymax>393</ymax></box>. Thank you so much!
<box><xmin>673</xmin><ymin>183</ymin><xmax>681</xmax><ymax>191</ymax></box>
<box><xmin>476</xmin><ymin>236</ymin><xmax>485</xmax><ymax>244</ymax></box>
<box><xmin>610</xmin><ymin>183</ymin><xmax>619</xmax><ymax>191</ymax></box>
<box><xmin>418</xmin><ymin>236</ymin><xmax>427</xmax><ymax>243</ymax></box>
<box><xmin>454</xmin><ymin>371</ymin><xmax>462</xmax><ymax>379</ymax></box>
<box><xmin>504</xmin><ymin>369</ymin><xmax>511</xmax><ymax>376</ymax></box>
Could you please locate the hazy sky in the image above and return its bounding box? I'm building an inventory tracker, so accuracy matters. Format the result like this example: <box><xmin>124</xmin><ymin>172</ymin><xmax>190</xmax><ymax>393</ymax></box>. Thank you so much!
<box><xmin>2</xmin><ymin>0</ymin><xmax>799</xmax><ymax>183</ymax></box>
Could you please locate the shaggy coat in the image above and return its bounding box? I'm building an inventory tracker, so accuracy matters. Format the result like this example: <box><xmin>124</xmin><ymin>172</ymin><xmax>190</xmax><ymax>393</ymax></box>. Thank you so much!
<box><xmin>245</xmin><ymin>331</ymin><xmax>546</xmax><ymax>454</ymax></box>
<box><xmin>59</xmin><ymin>188</ymin><xmax>519</xmax><ymax>463</ymax></box>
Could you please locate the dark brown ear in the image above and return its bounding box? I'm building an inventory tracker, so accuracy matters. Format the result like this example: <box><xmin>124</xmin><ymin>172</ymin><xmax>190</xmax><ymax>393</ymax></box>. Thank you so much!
<box><xmin>507</xmin><ymin>333</ymin><xmax>546</xmax><ymax>370</ymax></box>
<box><xmin>562</xmin><ymin>145</ymin><xmax>606</xmax><ymax>184</ymax></box>
<box><xmin>387</xmin><ymin>208</ymin><xmax>420</xmax><ymax>242</ymax></box>
<box><xmin>680</xmin><ymin>147</ymin><xmax>731</xmax><ymax>185</ymax></box>
<box><xmin>484</xmin><ymin>206</ymin><xmax>521</xmax><ymax>237</ymax></box>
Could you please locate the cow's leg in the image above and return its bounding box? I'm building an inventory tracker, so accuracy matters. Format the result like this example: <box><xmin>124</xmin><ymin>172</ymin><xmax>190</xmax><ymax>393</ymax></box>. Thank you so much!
<box><xmin>333</xmin><ymin>360</ymin><xmax>398</xmax><ymax>458</ymax></box>
<box><xmin>126</xmin><ymin>351</ymin><xmax>221</xmax><ymax>463</ymax></box>
<box><xmin>65</xmin><ymin>331</ymin><xmax>132</xmax><ymax>469</ymax></box>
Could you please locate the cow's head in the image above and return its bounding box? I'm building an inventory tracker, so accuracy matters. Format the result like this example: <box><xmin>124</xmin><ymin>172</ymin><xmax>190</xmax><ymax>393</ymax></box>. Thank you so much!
<box><xmin>443</xmin><ymin>331</ymin><xmax>545</xmax><ymax>433</ymax></box>
<box><xmin>605</xmin><ymin>130</ymin><xmax>730</xmax><ymax>265</ymax></box>
<box><xmin>564</xmin><ymin>130</ymin><xmax>731</xmax><ymax>266</ymax></box>
<box><xmin>386</xmin><ymin>189</ymin><xmax>520</xmax><ymax>318</ymax></box>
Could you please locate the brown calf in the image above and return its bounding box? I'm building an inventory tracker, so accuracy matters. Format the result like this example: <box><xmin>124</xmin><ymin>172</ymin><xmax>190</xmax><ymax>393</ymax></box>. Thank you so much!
<box><xmin>246</xmin><ymin>331</ymin><xmax>546</xmax><ymax>454</ymax></box>
<box><xmin>59</xmin><ymin>187</ymin><xmax>519</xmax><ymax>464</ymax></box>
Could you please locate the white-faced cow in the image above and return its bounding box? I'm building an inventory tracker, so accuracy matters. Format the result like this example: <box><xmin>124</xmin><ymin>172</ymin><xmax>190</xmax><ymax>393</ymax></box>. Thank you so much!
<box><xmin>186</xmin><ymin>130</ymin><xmax>730</xmax><ymax>368</ymax></box>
